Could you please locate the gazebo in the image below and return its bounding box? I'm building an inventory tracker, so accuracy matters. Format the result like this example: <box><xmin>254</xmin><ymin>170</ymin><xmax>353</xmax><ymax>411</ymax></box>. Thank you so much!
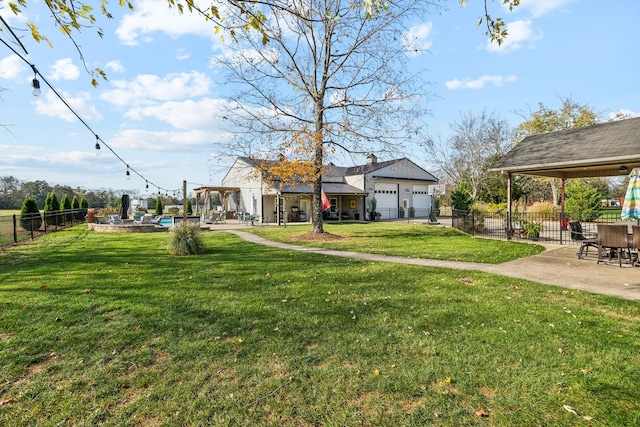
<box><xmin>490</xmin><ymin>117</ymin><xmax>640</xmax><ymax>237</ymax></box>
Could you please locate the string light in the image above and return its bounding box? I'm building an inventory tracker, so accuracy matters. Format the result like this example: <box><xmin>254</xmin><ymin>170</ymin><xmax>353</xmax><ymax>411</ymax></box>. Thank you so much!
<box><xmin>0</xmin><ymin>36</ymin><xmax>185</xmax><ymax>196</ymax></box>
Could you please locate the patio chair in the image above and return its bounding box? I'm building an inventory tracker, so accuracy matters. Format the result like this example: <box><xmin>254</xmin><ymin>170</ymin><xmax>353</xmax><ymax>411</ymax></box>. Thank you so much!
<box><xmin>632</xmin><ymin>226</ymin><xmax>640</xmax><ymax>267</ymax></box>
<box><xmin>108</xmin><ymin>214</ymin><xmax>122</xmax><ymax>224</ymax></box>
<box><xmin>569</xmin><ymin>221</ymin><xmax>598</xmax><ymax>259</ymax></box>
<box><xmin>597</xmin><ymin>224</ymin><xmax>632</xmax><ymax>267</ymax></box>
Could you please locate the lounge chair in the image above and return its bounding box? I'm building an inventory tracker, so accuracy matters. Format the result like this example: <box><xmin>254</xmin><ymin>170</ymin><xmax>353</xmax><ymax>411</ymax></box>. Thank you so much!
<box><xmin>108</xmin><ymin>214</ymin><xmax>122</xmax><ymax>224</ymax></box>
<box><xmin>569</xmin><ymin>221</ymin><xmax>598</xmax><ymax>259</ymax></box>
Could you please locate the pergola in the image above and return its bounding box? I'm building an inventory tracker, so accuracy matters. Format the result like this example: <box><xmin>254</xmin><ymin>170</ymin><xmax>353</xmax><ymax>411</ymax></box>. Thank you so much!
<box><xmin>490</xmin><ymin>117</ymin><xmax>640</xmax><ymax>233</ymax></box>
<box><xmin>193</xmin><ymin>186</ymin><xmax>240</xmax><ymax>216</ymax></box>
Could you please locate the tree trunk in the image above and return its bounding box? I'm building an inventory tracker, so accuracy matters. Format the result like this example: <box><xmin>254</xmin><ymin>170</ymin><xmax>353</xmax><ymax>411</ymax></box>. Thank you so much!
<box><xmin>312</xmin><ymin>103</ymin><xmax>325</xmax><ymax>233</ymax></box>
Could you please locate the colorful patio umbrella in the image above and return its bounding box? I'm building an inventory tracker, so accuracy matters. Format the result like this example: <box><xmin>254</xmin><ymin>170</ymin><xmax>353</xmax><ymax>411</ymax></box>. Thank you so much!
<box><xmin>621</xmin><ymin>167</ymin><xmax>640</xmax><ymax>223</ymax></box>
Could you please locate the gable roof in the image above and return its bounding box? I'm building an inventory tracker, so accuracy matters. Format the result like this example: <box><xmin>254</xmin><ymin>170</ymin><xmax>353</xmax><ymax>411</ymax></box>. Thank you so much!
<box><xmin>491</xmin><ymin>117</ymin><xmax>640</xmax><ymax>178</ymax></box>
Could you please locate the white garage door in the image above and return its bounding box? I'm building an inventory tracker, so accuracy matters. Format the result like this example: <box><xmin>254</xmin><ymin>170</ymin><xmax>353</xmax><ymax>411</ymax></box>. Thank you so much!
<box><xmin>374</xmin><ymin>183</ymin><xmax>398</xmax><ymax>219</ymax></box>
<box><xmin>412</xmin><ymin>184</ymin><xmax>430</xmax><ymax>217</ymax></box>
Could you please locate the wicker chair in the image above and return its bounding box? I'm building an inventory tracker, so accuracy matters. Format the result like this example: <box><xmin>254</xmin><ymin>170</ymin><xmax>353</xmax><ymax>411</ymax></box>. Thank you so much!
<box><xmin>597</xmin><ymin>224</ymin><xmax>632</xmax><ymax>267</ymax></box>
<box><xmin>569</xmin><ymin>221</ymin><xmax>597</xmax><ymax>259</ymax></box>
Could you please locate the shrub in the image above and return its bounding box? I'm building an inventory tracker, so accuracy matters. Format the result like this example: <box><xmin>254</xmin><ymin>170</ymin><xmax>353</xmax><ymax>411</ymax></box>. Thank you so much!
<box><xmin>526</xmin><ymin>201</ymin><xmax>560</xmax><ymax>214</ymax></box>
<box><xmin>168</xmin><ymin>224</ymin><xmax>205</xmax><ymax>255</ymax></box>
<box><xmin>71</xmin><ymin>195</ymin><xmax>83</xmax><ymax>220</ymax></box>
<box><xmin>156</xmin><ymin>197</ymin><xmax>163</xmax><ymax>215</ymax></box>
<box><xmin>60</xmin><ymin>194</ymin><xmax>72</xmax><ymax>222</ymax></box>
<box><xmin>80</xmin><ymin>196</ymin><xmax>89</xmax><ymax>209</ymax></box>
<box><xmin>44</xmin><ymin>191</ymin><xmax>62</xmax><ymax>226</ymax></box>
<box><xmin>20</xmin><ymin>196</ymin><xmax>42</xmax><ymax>231</ymax></box>
<box><xmin>186</xmin><ymin>200</ymin><xmax>193</xmax><ymax>215</ymax></box>
<box><xmin>97</xmin><ymin>207</ymin><xmax>119</xmax><ymax>219</ymax></box>
<box><xmin>565</xmin><ymin>180</ymin><xmax>602</xmax><ymax>222</ymax></box>
<box><xmin>450</xmin><ymin>187</ymin><xmax>473</xmax><ymax>211</ymax></box>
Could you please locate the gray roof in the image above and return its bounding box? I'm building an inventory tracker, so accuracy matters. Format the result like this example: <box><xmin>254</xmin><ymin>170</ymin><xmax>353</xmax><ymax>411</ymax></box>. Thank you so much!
<box><xmin>491</xmin><ymin>117</ymin><xmax>640</xmax><ymax>178</ymax></box>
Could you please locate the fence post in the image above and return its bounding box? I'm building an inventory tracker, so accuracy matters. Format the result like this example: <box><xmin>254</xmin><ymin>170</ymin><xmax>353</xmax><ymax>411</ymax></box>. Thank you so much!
<box><xmin>13</xmin><ymin>214</ymin><xmax>17</xmax><ymax>244</ymax></box>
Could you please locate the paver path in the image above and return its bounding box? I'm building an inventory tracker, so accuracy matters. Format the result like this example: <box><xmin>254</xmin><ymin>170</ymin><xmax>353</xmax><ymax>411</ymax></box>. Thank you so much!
<box><xmin>224</xmin><ymin>230</ymin><xmax>640</xmax><ymax>302</ymax></box>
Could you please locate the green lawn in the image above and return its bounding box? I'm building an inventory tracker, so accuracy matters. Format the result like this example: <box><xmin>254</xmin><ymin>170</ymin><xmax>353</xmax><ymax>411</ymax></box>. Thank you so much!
<box><xmin>0</xmin><ymin>226</ymin><xmax>639</xmax><ymax>426</ymax></box>
<box><xmin>246</xmin><ymin>222</ymin><xmax>545</xmax><ymax>263</ymax></box>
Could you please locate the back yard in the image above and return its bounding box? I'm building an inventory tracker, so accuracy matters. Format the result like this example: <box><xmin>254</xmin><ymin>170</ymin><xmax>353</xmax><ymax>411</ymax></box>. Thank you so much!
<box><xmin>0</xmin><ymin>225</ymin><xmax>638</xmax><ymax>426</ymax></box>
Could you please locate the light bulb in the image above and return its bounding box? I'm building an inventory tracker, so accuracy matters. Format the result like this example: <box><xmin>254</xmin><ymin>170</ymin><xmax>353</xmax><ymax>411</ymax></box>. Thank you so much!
<box><xmin>126</xmin><ymin>167</ymin><xmax>131</xmax><ymax>180</ymax></box>
<box><xmin>95</xmin><ymin>141</ymin><xmax>101</xmax><ymax>156</ymax></box>
<box><xmin>31</xmin><ymin>78</ymin><xmax>41</xmax><ymax>96</ymax></box>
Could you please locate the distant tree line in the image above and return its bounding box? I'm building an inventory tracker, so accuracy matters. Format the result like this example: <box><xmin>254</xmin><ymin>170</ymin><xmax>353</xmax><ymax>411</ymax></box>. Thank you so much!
<box><xmin>0</xmin><ymin>176</ymin><xmax>185</xmax><ymax>211</ymax></box>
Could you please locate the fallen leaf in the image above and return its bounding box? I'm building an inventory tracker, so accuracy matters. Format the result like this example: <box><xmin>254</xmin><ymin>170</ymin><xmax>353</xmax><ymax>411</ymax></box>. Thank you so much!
<box><xmin>40</xmin><ymin>285</ymin><xmax>50</xmax><ymax>290</ymax></box>
<box><xmin>563</xmin><ymin>405</ymin><xmax>578</xmax><ymax>415</ymax></box>
<box><xmin>475</xmin><ymin>407</ymin><xmax>489</xmax><ymax>417</ymax></box>
<box><xmin>0</xmin><ymin>396</ymin><xmax>12</xmax><ymax>405</ymax></box>
<box><xmin>83</xmin><ymin>289</ymin><xmax>91</xmax><ymax>293</ymax></box>
<box><xmin>55</xmin><ymin>317</ymin><xmax>62</xmax><ymax>322</ymax></box>
<box><xmin>558</xmin><ymin>348</ymin><xmax>565</xmax><ymax>355</ymax></box>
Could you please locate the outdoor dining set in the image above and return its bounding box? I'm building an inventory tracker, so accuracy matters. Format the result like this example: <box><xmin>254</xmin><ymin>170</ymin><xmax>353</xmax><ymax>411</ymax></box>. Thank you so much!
<box><xmin>571</xmin><ymin>222</ymin><xmax>640</xmax><ymax>267</ymax></box>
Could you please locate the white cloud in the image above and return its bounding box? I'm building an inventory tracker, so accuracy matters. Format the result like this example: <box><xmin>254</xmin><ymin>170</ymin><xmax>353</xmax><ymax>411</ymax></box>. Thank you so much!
<box><xmin>516</xmin><ymin>0</ymin><xmax>576</xmax><ymax>18</ymax></box>
<box><xmin>0</xmin><ymin>55</ymin><xmax>26</xmax><ymax>79</ymax></box>
<box><xmin>176</xmin><ymin>48</ymin><xmax>190</xmax><ymax>61</ymax></box>
<box><xmin>115</xmin><ymin>0</ymin><xmax>218</xmax><ymax>46</ymax></box>
<box><xmin>124</xmin><ymin>98</ymin><xmax>233</xmax><ymax>130</ymax></box>
<box><xmin>48</xmin><ymin>58</ymin><xmax>80</xmax><ymax>80</ymax></box>
<box><xmin>107</xmin><ymin>128</ymin><xmax>230</xmax><ymax>151</ymax></box>
<box><xmin>403</xmin><ymin>22</ymin><xmax>433</xmax><ymax>56</ymax></box>
<box><xmin>105</xmin><ymin>60</ymin><xmax>125</xmax><ymax>73</ymax></box>
<box><xmin>608</xmin><ymin>109</ymin><xmax>640</xmax><ymax>120</ymax></box>
<box><xmin>486</xmin><ymin>19</ymin><xmax>541</xmax><ymax>54</ymax></box>
<box><xmin>445</xmin><ymin>74</ymin><xmax>517</xmax><ymax>90</ymax></box>
<box><xmin>101</xmin><ymin>71</ymin><xmax>212</xmax><ymax>107</ymax></box>
<box><xmin>33</xmin><ymin>90</ymin><xmax>103</xmax><ymax>122</ymax></box>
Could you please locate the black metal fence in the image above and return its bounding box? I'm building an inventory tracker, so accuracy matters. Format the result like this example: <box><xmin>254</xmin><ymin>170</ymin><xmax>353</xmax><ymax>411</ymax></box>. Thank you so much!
<box><xmin>451</xmin><ymin>209</ymin><xmax>632</xmax><ymax>245</ymax></box>
<box><xmin>0</xmin><ymin>209</ymin><xmax>88</xmax><ymax>247</ymax></box>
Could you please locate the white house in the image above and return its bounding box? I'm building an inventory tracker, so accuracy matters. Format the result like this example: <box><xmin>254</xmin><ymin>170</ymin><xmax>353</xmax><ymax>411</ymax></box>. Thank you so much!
<box><xmin>213</xmin><ymin>154</ymin><xmax>438</xmax><ymax>223</ymax></box>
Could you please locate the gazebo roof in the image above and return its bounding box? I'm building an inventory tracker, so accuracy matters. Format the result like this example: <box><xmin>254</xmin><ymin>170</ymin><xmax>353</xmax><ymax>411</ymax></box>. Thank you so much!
<box><xmin>491</xmin><ymin>117</ymin><xmax>640</xmax><ymax>178</ymax></box>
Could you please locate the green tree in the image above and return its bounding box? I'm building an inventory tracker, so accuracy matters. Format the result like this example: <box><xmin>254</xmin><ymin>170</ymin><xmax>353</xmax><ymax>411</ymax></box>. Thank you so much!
<box><xmin>450</xmin><ymin>183</ymin><xmax>474</xmax><ymax>211</ymax></box>
<box><xmin>516</xmin><ymin>97</ymin><xmax>600</xmax><ymax>204</ymax></box>
<box><xmin>60</xmin><ymin>194</ymin><xmax>72</xmax><ymax>222</ymax></box>
<box><xmin>19</xmin><ymin>196</ymin><xmax>42</xmax><ymax>231</ymax></box>
<box><xmin>565</xmin><ymin>180</ymin><xmax>603</xmax><ymax>222</ymax></box>
<box><xmin>80</xmin><ymin>196</ymin><xmax>89</xmax><ymax>209</ymax></box>
<box><xmin>186</xmin><ymin>200</ymin><xmax>193</xmax><ymax>215</ymax></box>
<box><xmin>155</xmin><ymin>196</ymin><xmax>163</xmax><ymax>216</ymax></box>
<box><xmin>44</xmin><ymin>191</ymin><xmax>61</xmax><ymax>225</ymax></box>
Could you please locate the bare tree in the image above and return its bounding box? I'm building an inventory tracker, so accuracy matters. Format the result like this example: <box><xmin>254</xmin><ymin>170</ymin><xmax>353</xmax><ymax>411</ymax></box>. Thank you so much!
<box><xmin>216</xmin><ymin>0</ymin><xmax>439</xmax><ymax>233</ymax></box>
<box><xmin>423</xmin><ymin>110</ymin><xmax>514</xmax><ymax>199</ymax></box>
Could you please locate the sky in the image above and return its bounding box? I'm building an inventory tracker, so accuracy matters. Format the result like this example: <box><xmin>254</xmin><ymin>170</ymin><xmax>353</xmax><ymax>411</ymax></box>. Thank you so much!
<box><xmin>1</xmin><ymin>0</ymin><xmax>639</xmax><ymax>197</ymax></box>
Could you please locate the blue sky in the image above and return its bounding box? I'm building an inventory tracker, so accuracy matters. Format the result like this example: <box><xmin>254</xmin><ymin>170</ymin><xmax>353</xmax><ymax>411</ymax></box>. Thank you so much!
<box><xmin>1</xmin><ymin>0</ymin><xmax>639</xmax><ymax>197</ymax></box>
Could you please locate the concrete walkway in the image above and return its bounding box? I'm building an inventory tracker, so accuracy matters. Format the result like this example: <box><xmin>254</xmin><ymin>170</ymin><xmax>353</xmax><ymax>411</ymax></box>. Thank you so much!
<box><xmin>223</xmin><ymin>229</ymin><xmax>640</xmax><ymax>302</ymax></box>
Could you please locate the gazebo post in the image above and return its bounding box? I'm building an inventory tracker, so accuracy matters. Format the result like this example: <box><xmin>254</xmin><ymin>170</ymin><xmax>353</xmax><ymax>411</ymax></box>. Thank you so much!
<box><xmin>560</xmin><ymin>178</ymin><xmax>566</xmax><ymax>244</ymax></box>
<box><xmin>507</xmin><ymin>173</ymin><xmax>512</xmax><ymax>240</ymax></box>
